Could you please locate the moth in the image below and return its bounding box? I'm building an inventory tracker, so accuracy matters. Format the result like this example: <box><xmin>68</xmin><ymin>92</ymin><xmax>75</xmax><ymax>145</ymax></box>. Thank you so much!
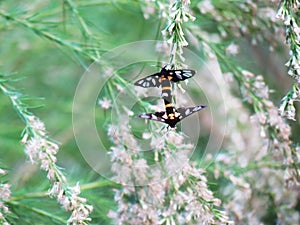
<box><xmin>136</xmin><ymin>66</ymin><xmax>205</xmax><ymax>128</ymax></box>
<box><xmin>134</xmin><ymin>66</ymin><xmax>195</xmax><ymax>88</ymax></box>
<box><xmin>135</xmin><ymin>66</ymin><xmax>195</xmax><ymax>102</ymax></box>
<box><xmin>138</xmin><ymin>104</ymin><xmax>207</xmax><ymax>129</ymax></box>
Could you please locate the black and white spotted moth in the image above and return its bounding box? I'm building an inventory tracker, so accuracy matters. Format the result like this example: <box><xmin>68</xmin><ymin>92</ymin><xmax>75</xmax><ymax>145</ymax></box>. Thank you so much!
<box><xmin>135</xmin><ymin>66</ymin><xmax>206</xmax><ymax>128</ymax></box>
<box><xmin>138</xmin><ymin>104</ymin><xmax>207</xmax><ymax>128</ymax></box>
<box><xmin>134</xmin><ymin>66</ymin><xmax>195</xmax><ymax>88</ymax></box>
<box><xmin>135</xmin><ymin>66</ymin><xmax>195</xmax><ymax>102</ymax></box>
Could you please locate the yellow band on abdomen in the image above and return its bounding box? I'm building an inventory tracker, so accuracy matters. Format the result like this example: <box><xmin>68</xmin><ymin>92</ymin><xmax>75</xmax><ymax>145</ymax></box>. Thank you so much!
<box><xmin>162</xmin><ymin>86</ymin><xmax>171</xmax><ymax>90</ymax></box>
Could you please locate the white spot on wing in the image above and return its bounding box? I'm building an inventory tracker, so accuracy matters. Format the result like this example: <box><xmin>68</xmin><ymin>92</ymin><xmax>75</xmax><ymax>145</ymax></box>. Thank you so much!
<box><xmin>152</xmin><ymin>78</ymin><xmax>156</xmax><ymax>86</ymax></box>
<box><xmin>140</xmin><ymin>114</ymin><xmax>150</xmax><ymax>119</ymax></box>
<box><xmin>193</xmin><ymin>105</ymin><xmax>204</xmax><ymax>111</ymax></box>
<box><xmin>151</xmin><ymin>114</ymin><xmax>158</xmax><ymax>120</ymax></box>
<box><xmin>185</xmin><ymin>108</ymin><xmax>191</xmax><ymax>115</ymax></box>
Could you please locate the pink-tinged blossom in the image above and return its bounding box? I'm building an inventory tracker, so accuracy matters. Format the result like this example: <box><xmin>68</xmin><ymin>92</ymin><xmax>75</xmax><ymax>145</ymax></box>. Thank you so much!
<box><xmin>226</xmin><ymin>43</ymin><xmax>239</xmax><ymax>56</ymax></box>
<box><xmin>141</xmin><ymin>0</ymin><xmax>167</xmax><ymax>20</ymax></box>
<box><xmin>0</xmin><ymin>184</ymin><xmax>11</xmax><ymax>202</ymax></box>
<box><xmin>107</xmin><ymin>119</ymin><xmax>232</xmax><ymax>225</ymax></box>
<box><xmin>0</xmin><ymin>177</ymin><xmax>11</xmax><ymax>225</ymax></box>
<box><xmin>141</xmin><ymin>0</ymin><xmax>156</xmax><ymax>19</ymax></box>
<box><xmin>28</xmin><ymin>116</ymin><xmax>46</xmax><ymax>136</ymax></box>
<box><xmin>50</xmin><ymin>182</ymin><xmax>93</xmax><ymax>225</ymax></box>
<box><xmin>0</xmin><ymin>74</ymin><xmax>93</xmax><ymax>224</ymax></box>
<box><xmin>116</xmin><ymin>84</ymin><xmax>124</xmax><ymax>93</ymax></box>
<box><xmin>240</xmin><ymin>71</ymin><xmax>298</xmax><ymax>187</ymax></box>
<box><xmin>0</xmin><ymin>169</ymin><xmax>5</xmax><ymax>176</ymax></box>
<box><xmin>98</xmin><ymin>97</ymin><xmax>112</xmax><ymax>109</ymax></box>
<box><xmin>24</xmin><ymin>137</ymin><xmax>58</xmax><ymax>174</ymax></box>
<box><xmin>214</xmin><ymin>65</ymin><xmax>300</xmax><ymax>223</ymax></box>
<box><xmin>20</xmin><ymin>114</ymin><xmax>93</xmax><ymax>224</ymax></box>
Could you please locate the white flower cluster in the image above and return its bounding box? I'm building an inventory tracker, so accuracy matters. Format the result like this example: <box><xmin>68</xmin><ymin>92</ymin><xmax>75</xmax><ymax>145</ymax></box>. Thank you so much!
<box><xmin>279</xmin><ymin>84</ymin><xmax>300</xmax><ymax>120</ymax></box>
<box><xmin>276</xmin><ymin>1</ymin><xmax>300</xmax><ymax>81</ymax></box>
<box><xmin>49</xmin><ymin>182</ymin><xmax>93</xmax><ymax>225</ymax></box>
<box><xmin>98</xmin><ymin>97</ymin><xmax>112</xmax><ymax>109</ymax></box>
<box><xmin>162</xmin><ymin>0</ymin><xmax>196</xmax><ymax>64</ymax></box>
<box><xmin>241</xmin><ymin>70</ymin><xmax>299</xmax><ymax>188</ymax></box>
<box><xmin>0</xmin><ymin>168</ymin><xmax>11</xmax><ymax>225</ymax></box>
<box><xmin>107</xmin><ymin>119</ymin><xmax>233</xmax><ymax>224</ymax></box>
<box><xmin>21</xmin><ymin>115</ymin><xmax>93</xmax><ymax>224</ymax></box>
<box><xmin>0</xmin><ymin>80</ymin><xmax>94</xmax><ymax>224</ymax></box>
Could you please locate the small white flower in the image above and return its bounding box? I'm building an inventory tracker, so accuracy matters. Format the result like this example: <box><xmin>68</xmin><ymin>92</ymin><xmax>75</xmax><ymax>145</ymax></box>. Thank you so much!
<box><xmin>25</xmin><ymin>137</ymin><xmax>42</xmax><ymax>163</ymax></box>
<box><xmin>226</xmin><ymin>43</ymin><xmax>239</xmax><ymax>55</ymax></box>
<box><xmin>116</xmin><ymin>84</ymin><xmax>124</xmax><ymax>92</ymax></box>
<box><xmin>142</xmin><ymin>4</ymin><xmax>156</xmax><ymax>19</ymax></box>
<box><xmin>0</xmin><ymin>169</ymin><xmax>6</xmax><ymax>176</ymax></box>
<box><xmin>98</xmin><ymin>97</ymin><xmax>112</xmax><ymax>109</ymax></box>
<box><xmin>0</xmin><ymin>184</ymin><xmax>11</xmax><ymax>201</ymax></box>
<box><xmin>46</xmin><ymin>168</ymin><xmax>55</xmax><ymax>180</ymax></box>
<box><xmin>48</xmin><ymin>182</ymin><xmax>62</xmax><ymax>196</ymax></box>
<box><xmin>28</xmin><ymin>116</ymin><xmax>46</xmax><ymax>134</ymax></box>
<box><xmin>142</xmin><ymin>132</ymin><xmax>152</xmax><ymax>139</ymax></box>
<box><xmin>21</xmin><ymin>133</ymin><xmax>29</xmax><ymax>144</ymax></box>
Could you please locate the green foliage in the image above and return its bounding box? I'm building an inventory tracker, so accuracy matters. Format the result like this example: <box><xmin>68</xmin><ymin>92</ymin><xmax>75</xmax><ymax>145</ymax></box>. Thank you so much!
<box><xmin>0</xmin><ymin>0</ymin><xmax>299</xmax><ymax>224</ymax></box>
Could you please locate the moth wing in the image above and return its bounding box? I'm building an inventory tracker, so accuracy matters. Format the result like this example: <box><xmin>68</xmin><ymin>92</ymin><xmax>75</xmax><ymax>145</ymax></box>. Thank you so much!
<box><xmin>134</xmin><ymin>73</ymin><xmax>161</xmax><ymax>88</ymax></box>
<box><xmin>168</xmin><ymin>70</ymin><xmax>195</xmax><ymax>82</ymax></box>
<box><xmin>138</xmin><ymin>111</ymin><xmax>166</xmax><ymax>123</ymax></box>
<box><xmin>177</xmin><ymin>105</ymin><xmax>206</xmax><ymax>120</ymax></box>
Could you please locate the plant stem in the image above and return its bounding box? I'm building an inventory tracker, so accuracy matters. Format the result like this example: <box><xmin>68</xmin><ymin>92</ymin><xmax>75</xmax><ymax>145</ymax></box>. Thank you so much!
<box><xmin>10</xmin><ymin>180</ymin><xmax>116</xmax><ymax>201</ymax></box>
<box><xmin>0</xmin><ymin>9</ymin><xmax>99</xmax><ymax>61</ymax></box>
<box><xmin>7</xmin><ymin>200</ymin><xmax>67</xmax><ymax>224</ymax></box>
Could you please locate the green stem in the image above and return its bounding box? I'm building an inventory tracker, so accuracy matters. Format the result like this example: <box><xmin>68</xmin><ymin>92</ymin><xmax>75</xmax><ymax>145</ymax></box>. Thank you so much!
<box><xmin>7</xmin><ymin>200</ymin><xmax>67</xmax><ymax>224</ymax></box>
<box><xmin>64</xmin><ymin>0</ymin><xmax>94</xmax><ymax>38</ymax></box>
<box><xmin>10</xmin><ymin>180</ymin><xmax>116</xmax><ymax>201</ymax></box>
<box><xmin>0</xmin><ymin>9</ymin><xmax>99</xmax><ymax>61</ymax></box>
<box><xmin>207</xmin><ymin>158</ymin><xmax>283</xmax><ymax>176</ymax></box>
<box><xmin>10</xmin><ymin>192</ymin><xmax>48</xmax><ymax>201</ymax></box>
<box><xmin>80</xmin><ymin>179</ymin><xmax>118</xmax><ymax>190</ymax></box>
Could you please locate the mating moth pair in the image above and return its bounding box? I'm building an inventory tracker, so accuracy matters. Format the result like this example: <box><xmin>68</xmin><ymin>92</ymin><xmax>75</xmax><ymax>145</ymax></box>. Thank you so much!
<box><xmin>134</xmin><ymin>66</ymin><xmax>206</xmax><ymax>128</ymax></box>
